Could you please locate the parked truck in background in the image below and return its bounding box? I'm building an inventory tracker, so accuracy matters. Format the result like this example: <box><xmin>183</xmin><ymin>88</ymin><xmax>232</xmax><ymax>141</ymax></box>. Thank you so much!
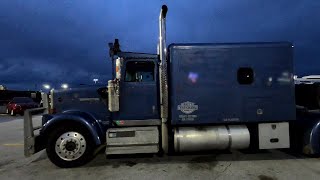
<box><xmin>295</xmin><ymin>75</ymin><xmax>320</xmax><ymax>110</ymax></box>
<box><xmin>24</xmin><ymin>5</ymin><xmax>320</xmax><ymax>168</ymax></box>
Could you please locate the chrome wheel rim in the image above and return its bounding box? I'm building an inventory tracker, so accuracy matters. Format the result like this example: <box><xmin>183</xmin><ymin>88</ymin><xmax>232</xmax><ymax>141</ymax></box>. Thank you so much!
<box><xmin>11</xmin><ymin>110</ymin><xmax>14</xmax><ymax>115</ymax></box>
<box><xmin>55</xmin><ymin>131</ymin><xmax>86</xmax><ymax>161</ymax></box>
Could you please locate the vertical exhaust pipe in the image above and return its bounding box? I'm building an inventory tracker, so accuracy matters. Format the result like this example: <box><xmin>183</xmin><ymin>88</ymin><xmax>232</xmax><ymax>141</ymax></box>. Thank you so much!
<box><xmin>159</xmin><ymin>5</ymin><xmax>169</xmax><ymax>153</ymax></box>
<box><xmin>159</xmin><ymin>5</ymin><xmax>168</xmax><ymax>59</ymax></box>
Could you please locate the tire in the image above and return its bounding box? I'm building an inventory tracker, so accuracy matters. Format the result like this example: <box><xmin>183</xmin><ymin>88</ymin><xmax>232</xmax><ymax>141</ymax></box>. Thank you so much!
<box><xmin>46</xmin><ymin>124</ymin><xmax>96</xmax><ymax>168</ymax></box>
<box><xmin>10</xmin><ymin>109</ymin><xmax>15</xmax><ymax>116</ymax></box>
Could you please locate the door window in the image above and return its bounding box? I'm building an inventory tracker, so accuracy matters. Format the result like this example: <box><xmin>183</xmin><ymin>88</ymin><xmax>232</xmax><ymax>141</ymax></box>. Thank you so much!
<box><xmin>125</xmin><ymin>61</ymin><xmax>155</xmax><ymax>82</ymax></box>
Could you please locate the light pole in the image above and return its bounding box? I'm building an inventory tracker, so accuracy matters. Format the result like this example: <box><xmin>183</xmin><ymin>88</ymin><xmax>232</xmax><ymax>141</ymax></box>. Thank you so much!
<box><xmin>93</xmin><ymin>79</ymin><xmax>99</xmax><ymax>84</ymax></box>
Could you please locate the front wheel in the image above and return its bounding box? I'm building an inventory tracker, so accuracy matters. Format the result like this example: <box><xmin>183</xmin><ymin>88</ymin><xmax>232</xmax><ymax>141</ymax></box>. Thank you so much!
<box><xmin>46</xmin><ymin>125</ymin><xmax>95</xmax><ymax>168</ymax></box>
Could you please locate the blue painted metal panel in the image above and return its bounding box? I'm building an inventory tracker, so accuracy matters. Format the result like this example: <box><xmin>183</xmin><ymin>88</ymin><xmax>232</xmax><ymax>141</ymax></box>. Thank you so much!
<box><xmin>169</xmin><ymin>42</ymin><xmax>296</xmax><ymax>125</ymax></box>
<box><xmin>113</xmin><ymin>58</ymin><xmax>160</xmax><ymax>120</ymax></box>
<box><xmin>53</xmin><ymin>86</ymin><xmax>110</xmax><ymax>122</ymax></box>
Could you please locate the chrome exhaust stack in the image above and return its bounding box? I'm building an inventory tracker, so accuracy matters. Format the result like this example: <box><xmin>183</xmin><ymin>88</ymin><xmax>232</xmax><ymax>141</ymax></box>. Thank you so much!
<box><xmin>158</xmin><ymin>5</ymin><xmax>169</xmax><ymax>153</ymax></box>
<box><xmin>159</xmin><ymin>5</ymin><xmax>168</xmax><ymax>59</ymax></box>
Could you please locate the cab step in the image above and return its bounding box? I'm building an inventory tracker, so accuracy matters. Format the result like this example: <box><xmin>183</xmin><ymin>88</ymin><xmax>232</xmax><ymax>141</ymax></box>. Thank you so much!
<box><xmin>106</xmin><ymin>126</ymin><xmax>159</xmax><ymax>155</ymax></box>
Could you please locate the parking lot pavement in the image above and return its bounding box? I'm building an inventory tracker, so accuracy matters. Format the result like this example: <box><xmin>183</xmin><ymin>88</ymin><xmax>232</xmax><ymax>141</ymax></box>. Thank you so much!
<box><xmin>1</xmin><ymin>115</ymin><xmax>320</xmax><ymax>180</ymax></box>
<box><xmin>0</xmin><ymin>113</ymin><xmax>23</xmax><ymax>123</ymax></box>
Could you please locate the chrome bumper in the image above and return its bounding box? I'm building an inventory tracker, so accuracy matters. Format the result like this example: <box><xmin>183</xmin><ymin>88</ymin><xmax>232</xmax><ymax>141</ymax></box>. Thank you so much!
<box><xmin>24</xmin><ymin>107</ymin><xmax>47</xmax><ymax>157</ymax></box>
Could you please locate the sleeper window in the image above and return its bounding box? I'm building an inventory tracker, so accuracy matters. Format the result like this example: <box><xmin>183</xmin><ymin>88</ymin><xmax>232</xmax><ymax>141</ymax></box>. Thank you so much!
<box><xmin>125</xmin><ymin>61</ymin><xmax>155</xmax><ymax>82</ymax></box>
<box><xmin>237</xmin><ymin>67</ymin><xmax>254</xmax><ymax>84</ymax></box>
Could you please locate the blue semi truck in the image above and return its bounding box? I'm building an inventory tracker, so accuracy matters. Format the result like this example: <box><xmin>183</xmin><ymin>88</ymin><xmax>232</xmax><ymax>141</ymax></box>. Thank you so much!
<box><xmin>24</xmin><ymin>5</ymin><xmax>320</xmax><ymax>168</ymax></box>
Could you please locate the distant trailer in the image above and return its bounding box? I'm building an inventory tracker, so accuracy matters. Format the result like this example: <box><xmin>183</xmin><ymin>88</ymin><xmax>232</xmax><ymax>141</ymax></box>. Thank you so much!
<box><xmin>294</xmin><ymin>75</ymin><xmax>320</xmax><ymax>84</ymax></box>
<box><xmin>294</xmin><ymin>75</ymin><xmax>320</xmax><ymax>110</ymax></box>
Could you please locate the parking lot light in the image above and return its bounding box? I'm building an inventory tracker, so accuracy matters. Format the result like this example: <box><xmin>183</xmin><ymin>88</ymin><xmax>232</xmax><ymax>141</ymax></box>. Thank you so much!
<box><xmin>61</xmin><ymin>84</ymin><xmax>68</xmax><ymax>89</ymax></box>
<box><xmin>43</xmin><ymin>84</ymin><xmax>50</xmax><ymax>89</ymax></box>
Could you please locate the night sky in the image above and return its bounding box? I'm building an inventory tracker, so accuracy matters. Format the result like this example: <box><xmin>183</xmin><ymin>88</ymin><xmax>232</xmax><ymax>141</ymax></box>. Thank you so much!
<box><xmin>0</xmin><ymin>0</ymin><xmax>319</xmax><ymax>90</ymax></box>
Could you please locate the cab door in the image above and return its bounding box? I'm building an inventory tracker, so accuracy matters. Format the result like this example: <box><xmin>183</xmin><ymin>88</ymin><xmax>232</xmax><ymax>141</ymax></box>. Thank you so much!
<box><xmin>118</xmin><ymin>60</ymin><xmax>159</xmax><ymax>120</ymax></box>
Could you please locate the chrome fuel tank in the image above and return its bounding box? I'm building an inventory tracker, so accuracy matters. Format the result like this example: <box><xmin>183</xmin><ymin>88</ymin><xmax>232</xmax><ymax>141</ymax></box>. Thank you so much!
<box><xmin>174</xmin><ymin>125</ymin><xmax>250</xmax><ymax>152</ymax></box>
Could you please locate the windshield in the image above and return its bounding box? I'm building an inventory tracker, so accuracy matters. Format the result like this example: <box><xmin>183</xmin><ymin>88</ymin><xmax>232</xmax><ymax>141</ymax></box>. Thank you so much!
<box><xmin>13</xmin><ymin>97</ymin><xmax>34</xmax><ymax>103</ymax></box>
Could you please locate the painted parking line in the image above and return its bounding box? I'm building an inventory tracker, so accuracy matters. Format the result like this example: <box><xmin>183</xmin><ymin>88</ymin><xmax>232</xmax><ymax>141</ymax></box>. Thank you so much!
<box><xmin>3</xmin><ymin>143</ymin><xmax>24</xmax><ymax>146</ymax></box>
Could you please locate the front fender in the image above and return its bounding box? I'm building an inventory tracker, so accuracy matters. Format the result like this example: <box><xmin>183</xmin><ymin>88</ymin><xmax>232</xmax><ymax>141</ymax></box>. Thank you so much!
<box><xmin>305</xmin><ymin>121</ymin><xmax>320</xmax><ymax>155</ymax></box>
<box><xmin>41</xmin><ymin>110</ymin><xmax>105</xmax><ymax>146</ymax></box>
<box><xmin>301</xmin><ymin>111</ymin><xmax>320</xmax><ymax>155</ymax></box>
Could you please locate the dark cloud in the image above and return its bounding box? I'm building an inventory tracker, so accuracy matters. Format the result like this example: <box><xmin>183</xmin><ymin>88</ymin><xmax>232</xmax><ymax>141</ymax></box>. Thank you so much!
<box><xmin>0</xmin><ymin>0</ymin><xmax>319</xmax><ymax>90</ymax></box>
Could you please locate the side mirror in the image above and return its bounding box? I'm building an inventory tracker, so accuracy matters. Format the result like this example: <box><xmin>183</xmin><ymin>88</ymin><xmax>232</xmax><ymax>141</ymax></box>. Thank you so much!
<box><xmin>97</xmin><ymin>87</ymin><xmax>108</xmax><ymax>99</ymax></box>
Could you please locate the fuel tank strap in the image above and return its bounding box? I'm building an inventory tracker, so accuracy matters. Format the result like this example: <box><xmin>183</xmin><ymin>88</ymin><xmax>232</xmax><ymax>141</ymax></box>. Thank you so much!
<box><xmin>175</xmin><ymin>128</ymin><xmax>180</xmax><ymax>152</ymax></box>
<box><xmin>226</xmin><ymin>125</ymin><xmax>232</xmax><ymax>149</ymax></box>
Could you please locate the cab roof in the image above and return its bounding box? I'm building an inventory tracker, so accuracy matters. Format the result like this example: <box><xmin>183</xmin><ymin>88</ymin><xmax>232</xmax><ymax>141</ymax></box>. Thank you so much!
<box><xmin>116</xmin><ymin>52</ymin><xmax>158</xmax><ymax>59</ymax></box>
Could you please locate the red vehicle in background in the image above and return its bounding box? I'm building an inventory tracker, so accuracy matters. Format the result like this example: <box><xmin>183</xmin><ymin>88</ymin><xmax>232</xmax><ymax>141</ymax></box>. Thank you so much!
<box><xmin>6</xmin><ymin>97</ymin><xmax>39</xmax><ymax>116</ymax></box>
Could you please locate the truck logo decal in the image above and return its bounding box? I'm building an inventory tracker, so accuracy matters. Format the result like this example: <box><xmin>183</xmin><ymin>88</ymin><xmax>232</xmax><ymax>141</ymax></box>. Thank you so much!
<box><xmin>177</xmin><ymin>101</ymin><xmax>198</xmax><ymax>114</ymax></box>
